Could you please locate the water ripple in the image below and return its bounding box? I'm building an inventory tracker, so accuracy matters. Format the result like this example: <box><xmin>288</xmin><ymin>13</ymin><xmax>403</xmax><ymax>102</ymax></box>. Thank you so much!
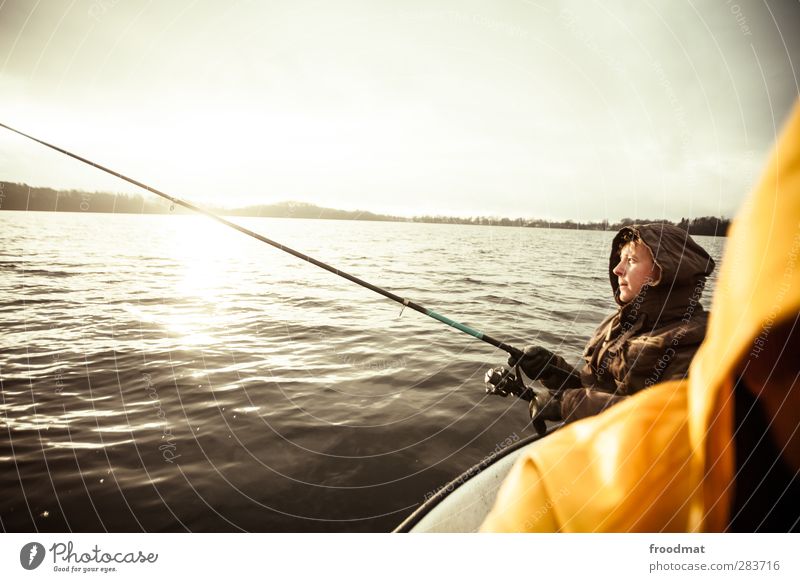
<box><xmin>0</xmin><ymin>213</ymin><xmax>726</xmax><ymax>532</ymax></box>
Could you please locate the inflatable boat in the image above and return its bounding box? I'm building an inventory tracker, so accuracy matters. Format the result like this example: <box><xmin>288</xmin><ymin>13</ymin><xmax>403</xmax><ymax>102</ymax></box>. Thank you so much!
<box><xmin>394</xmin><ymin>425</ymin><xmax>561</xmax><ymax>532</ymax></box>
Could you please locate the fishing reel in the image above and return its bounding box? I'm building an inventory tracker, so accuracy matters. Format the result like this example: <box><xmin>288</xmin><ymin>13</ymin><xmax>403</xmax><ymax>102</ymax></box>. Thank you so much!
<box><xmin>484</xmin><ymin>366</ymin><xmax>533</xmax><ymax>401</ymax></box>
<box><xmin>485</xmin><ymin>366</ymin><xmax>551</xmax><ymax>436</ymax></box>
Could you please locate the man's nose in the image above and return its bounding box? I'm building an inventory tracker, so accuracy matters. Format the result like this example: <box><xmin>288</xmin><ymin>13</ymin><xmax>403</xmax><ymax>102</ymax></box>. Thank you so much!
<box><xmin>613</xmin><ymin>261</ymin><xmax>625</xmax><ymax>276</ymax></box>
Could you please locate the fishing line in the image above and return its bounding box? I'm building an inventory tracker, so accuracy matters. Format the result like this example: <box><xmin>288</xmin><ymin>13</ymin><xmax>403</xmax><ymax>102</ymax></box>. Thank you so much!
<box><xmin>0</xmin><ymin>121</ymin><xmax>523</xmax><ymax>360</ymax></box>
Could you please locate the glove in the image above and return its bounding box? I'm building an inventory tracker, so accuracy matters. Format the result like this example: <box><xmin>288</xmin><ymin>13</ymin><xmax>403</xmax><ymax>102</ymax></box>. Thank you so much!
<box><xmin>528</xmin><ymin>384</ymin><xmax>562</xmax><ymax>421</ymax></box>
<box><xmin>508</xmin><ymin>345</ymin><xmax>556</xmax><ymax>381</ymax></box>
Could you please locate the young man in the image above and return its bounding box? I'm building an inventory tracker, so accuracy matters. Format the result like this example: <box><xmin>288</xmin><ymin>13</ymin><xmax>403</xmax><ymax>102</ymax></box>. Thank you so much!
<box><xmin>507</xmin><ymin>222</ymin><xmax>715</xmax><ymax>423</ymax></box>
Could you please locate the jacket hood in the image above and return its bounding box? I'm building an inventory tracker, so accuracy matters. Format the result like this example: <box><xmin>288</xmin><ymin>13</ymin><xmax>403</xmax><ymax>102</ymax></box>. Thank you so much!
<box><xmin>685</xmin><ymin>100</ymin><xmax>800</xmax><ymax>529</ymax></box>
<box><xmin>610</xmin><ymin>223</ymin><xmax>715</xmax><ymax>308</ymax></box>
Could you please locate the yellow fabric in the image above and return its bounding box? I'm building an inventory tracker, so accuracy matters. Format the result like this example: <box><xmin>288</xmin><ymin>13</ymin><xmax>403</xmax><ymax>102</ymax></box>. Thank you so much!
<box><xmin>480</xmin><ymin>100</ymin><xmax>800</xmax><ymax>532</ymax></box>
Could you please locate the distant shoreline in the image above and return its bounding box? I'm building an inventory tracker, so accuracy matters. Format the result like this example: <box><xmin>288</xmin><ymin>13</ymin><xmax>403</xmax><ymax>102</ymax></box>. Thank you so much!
<box><xmin>0</xmin><ymin>181</ymin><xmax>730</xmax><ymax>236</ymax></box>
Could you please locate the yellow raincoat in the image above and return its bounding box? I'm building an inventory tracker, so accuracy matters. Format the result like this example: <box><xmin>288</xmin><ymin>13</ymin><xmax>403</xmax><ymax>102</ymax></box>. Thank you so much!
<box><xmin>480</xmin><ymin>101</ymin><xmax>800</xmax><ymax>532</ymax></box>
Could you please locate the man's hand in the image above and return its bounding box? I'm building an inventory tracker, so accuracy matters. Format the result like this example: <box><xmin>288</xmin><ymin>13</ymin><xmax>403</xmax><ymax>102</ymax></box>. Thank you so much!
<box><xmin>508</xmin><ymin>345</ymin><xmax>557</xmax><ymax>381</ymax></box>
<box><xmin>528</xmin><ymin>384</ymin><xmax>562</xmax><ymax>421</ymax></box>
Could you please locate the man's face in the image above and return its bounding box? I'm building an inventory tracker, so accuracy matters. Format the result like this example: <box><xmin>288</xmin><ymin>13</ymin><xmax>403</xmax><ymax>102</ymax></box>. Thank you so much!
<box><xmin>613</xmin><ymin>241</ymin><xmax>660</xmax><ymax>303</ymax></box>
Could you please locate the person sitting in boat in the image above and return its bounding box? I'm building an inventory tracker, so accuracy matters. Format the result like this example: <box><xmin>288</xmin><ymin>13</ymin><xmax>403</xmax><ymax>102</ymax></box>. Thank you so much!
<box><xmin>505</xmin><ymin>222</ymin><xmax>715</xmax><ymax>424</ymax></box>
<box><xmin>480</xmin><ymin>100</ymin><xmax>800</xmax><ymax>532</ymax></box>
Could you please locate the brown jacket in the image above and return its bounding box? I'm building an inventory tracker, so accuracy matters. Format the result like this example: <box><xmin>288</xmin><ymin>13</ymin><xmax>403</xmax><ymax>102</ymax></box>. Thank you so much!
<box><xmin>542</xmin><ymin>223</ymin><xmax>715</xmax><ymax>421</ymax></box>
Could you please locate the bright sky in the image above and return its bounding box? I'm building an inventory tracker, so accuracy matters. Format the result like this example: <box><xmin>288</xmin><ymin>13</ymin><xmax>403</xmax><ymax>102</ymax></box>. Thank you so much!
<box><xmin>1</xmin><ymin>0</ymin><xmax>799</xmax><ymax>220</ymax></box>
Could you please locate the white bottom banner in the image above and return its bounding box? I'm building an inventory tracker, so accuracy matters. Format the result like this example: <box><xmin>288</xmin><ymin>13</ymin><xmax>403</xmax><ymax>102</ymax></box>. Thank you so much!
<box><xmin>1</xmin><ymin>533</ymin><xmax>796</xmax><ymax>581</ymax></box>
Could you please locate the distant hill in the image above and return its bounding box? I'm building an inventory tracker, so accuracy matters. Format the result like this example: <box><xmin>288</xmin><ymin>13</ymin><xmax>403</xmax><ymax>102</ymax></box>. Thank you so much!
<box><xmin>0</xmin><ymin>181</ymin><xmax>730</xmax><ymax>236</ymax></box>
<box><xmin>227</xmin><ymin>201</ymin><xmax>405</xmax><ymax>222</ymax></box>
<box><xmin>0</xmin><ymin>182</ymin><xmax>403</xmax><ymax>220</ymax></box>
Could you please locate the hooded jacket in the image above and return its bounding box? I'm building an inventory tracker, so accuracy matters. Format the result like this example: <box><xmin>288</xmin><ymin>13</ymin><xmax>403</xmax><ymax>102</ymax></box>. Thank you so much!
<box><xmin>480</xmin><ymin>100</ymin><xmax>800</xmax><ymax>532</ymax></box>
<box><xmin>544</xmin><ymin>224</ymin><xmax>715</xmax><ymax>421</ymax></box>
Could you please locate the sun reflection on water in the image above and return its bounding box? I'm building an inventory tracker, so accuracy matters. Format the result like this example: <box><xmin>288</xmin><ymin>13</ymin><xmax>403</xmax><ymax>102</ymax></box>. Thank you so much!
<box><xmin>129</xmin><ymin>216</ymin><xmax>278</xmax><ymax>347</ymax></box>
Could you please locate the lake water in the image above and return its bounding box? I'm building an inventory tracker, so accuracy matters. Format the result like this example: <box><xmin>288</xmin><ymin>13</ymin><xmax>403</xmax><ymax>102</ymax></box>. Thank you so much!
<box><xmin>0</xmin><ymin>212</ymin><xmax>725</xmax><ymax>532</ymax></box>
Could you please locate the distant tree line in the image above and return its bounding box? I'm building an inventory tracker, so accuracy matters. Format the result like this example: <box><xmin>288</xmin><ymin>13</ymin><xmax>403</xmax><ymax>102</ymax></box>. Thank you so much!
<box><xmin>0</xmin><ymin>181</ymin><xmax>730</xmax><ymax>236</ymax></box>
<box><xmin>405</xmin><ymin>214</ymin><xmax>729</xmax><ymax>236</ymax></box>
<box><xmin>0</xmin><ymin>181</ymin><xmax>192</xmax><ymax>214</ymax></box>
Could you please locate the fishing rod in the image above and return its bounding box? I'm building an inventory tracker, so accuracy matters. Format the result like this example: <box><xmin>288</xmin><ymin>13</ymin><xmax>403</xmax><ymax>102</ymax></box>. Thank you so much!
<box><xmin>1</xmin><ymin>121</ymin><xmax>524</xmax><ymax>361</ymax></box>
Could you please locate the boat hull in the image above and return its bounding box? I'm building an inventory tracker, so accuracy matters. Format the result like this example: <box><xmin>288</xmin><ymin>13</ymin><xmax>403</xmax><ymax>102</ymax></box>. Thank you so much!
<box><xmin>395</xmin><ymin>426</ymin><xmax>560</xmax><ymax>532</ymax></box>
